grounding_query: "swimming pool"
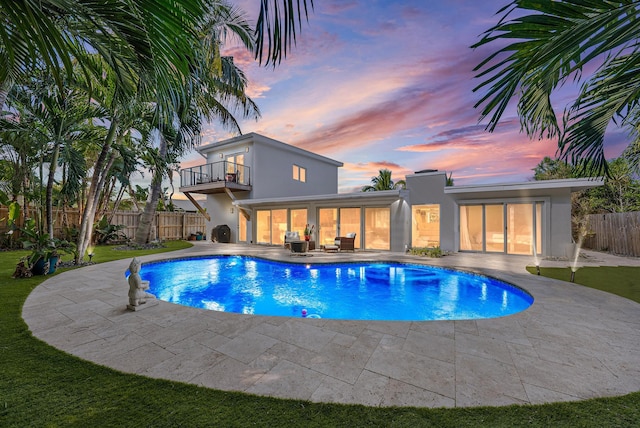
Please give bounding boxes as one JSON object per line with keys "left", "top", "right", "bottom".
{"left": 138, "top": 255, "right": 533, "bottom": 321}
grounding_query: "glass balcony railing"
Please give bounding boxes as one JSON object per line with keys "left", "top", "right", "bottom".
{"left": 180, "top": 161, "right": 250, "bottom": 187}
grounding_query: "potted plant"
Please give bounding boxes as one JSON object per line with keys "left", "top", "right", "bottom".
{"left": 17, "top": 218, "right": 76, "bottom": 276}
{"left": 303, "top": 224, "right": 315, "bottom": 241}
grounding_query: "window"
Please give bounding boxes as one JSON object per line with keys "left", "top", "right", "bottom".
{"left": 293, "top": 164, "right": 306, "bottom": 182}
{"left": 364, "top": 207, "right": 390, "bottom": 250}
{"left": 290, "top": 209, "right": 308, "bottom": 237}
{"left": 226, "top": 154, "right": 244, "bottom": 172}
{"left": 339, "top": 208, "right": 361, "bottom": 249}
{"left": 318, "top": 208, "right": 338, "bottom": 246}
{"left": 256, "top": 210, "right": 271, "bottom": 244}
{"left": 239, "top": 216, "right": 247, "bottom": 242}
{"left": 485, "top": 205, "right": 504, "bottom": 252}
{"left": 256, "top": 208, "right": 306, "bottom": 245}
{"left": 411, "top": 205, "right": 440, "bottom": 248}
{"left": 459, "top": 205, "right": 483, "bottom": 251}
{"left": 271, "top": 209, "right": 287, "bottom": 245}
{"left": 459, "top": 203, "right": 544, "bottom": 254}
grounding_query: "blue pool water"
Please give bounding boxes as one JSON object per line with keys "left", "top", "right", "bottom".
{"left": 138, "top": 256, "right": 533, "bottom": 321}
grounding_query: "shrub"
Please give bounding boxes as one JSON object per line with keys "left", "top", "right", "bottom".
{"left": 408, "top": 246, "right": 442, "bottom": 258}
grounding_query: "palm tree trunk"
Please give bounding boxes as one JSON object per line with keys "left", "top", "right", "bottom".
{"left": 76, "top": 118, "right": 118, "bottom": 263}
{"left": 46, "top": 143, "right": 60, "bottom": 238}
{"left": 0, "top": 78, "right": 13, "bottom": 112}
{"left": 134, "top": 135, "right": 167, "bottom": 245}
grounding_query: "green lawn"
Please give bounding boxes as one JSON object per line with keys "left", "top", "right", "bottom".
{"left": 525, "top": 265, "right": 640, "bottom": 304}
{"left": 1, "top": 244, "right": 639, "bottom": 427}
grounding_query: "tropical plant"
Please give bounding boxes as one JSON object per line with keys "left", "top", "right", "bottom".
{"left": 17, "top": 218, "right": 75, "bottom": 270}
{"left": 532, "top": 156, "right": 578, "bottom": 181}
{"left": 133, "top": 2, "right": 260, "bottom": 246}
{"left": 0, "top": 0, "right": 209, "bottom": 109}
{"left": 473, "top": 1, "right": 640, "bottom": 175}
{"left": 445, "top": 172, "right": 454, "bottom": 187}
{"left": 408, "top": 246, "right": 443, "bottom": 258}
{"left": 254, "top": 0, "right": 314, "bottom": 65}
{"left": 92, "top": 215, "right": 127, "bottom": 245}
{"left": 5, "top": 66, "right": 104, "bottom": 240}
{"left": 362, "top": 169, "right": 406, "bottom": 192}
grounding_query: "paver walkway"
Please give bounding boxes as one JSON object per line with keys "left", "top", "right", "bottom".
{"left": 23, "top": 243, "right": 640, "bottom": 408}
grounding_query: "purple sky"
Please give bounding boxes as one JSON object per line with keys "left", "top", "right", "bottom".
{"left": 180, "top": 0, "right": 628, "bottom": 193}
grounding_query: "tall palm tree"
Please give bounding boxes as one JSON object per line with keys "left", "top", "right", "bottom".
{"left": 362, "top": 169, "right": 406, "bottom": 192}
{"left": 473, "top": 1, "right": 640, "bottom": 175}
{"left": 1, "top": 0, "right": 210, "bottom": 110}
{"left": 254, "top": 0, "right": 314, "bottom": 65}
{"left": 133, "top": 2, "right": 260, "bottom": 246}
{"left": 5, "top": 67, "right": 104, "bottom": 239}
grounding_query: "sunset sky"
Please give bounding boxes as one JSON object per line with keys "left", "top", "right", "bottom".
{"left": 178, "top": 0, "right": 629, "bottom": 194}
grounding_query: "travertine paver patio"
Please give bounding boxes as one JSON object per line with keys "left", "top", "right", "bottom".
{"left": 22, "top": 242, "right": 640, "bottom": 408}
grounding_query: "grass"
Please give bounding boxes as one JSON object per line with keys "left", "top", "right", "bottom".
{"left": 525, "top": 265, "right": 640, "bottom": 304}
{"left": 1, "top": 244, "right": 640, "bottom": 427}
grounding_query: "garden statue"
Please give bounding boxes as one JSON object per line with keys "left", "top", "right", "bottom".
{"left": 127, "top": 257, "right": 156, "bottom": 310}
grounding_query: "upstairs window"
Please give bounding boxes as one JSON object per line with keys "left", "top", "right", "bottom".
{"left": 293, "top": 164, "right": 306, "bottom": 182}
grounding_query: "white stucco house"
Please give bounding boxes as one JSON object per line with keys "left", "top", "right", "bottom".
{"left": 179, "top": 132, "right": 602, "bottom": 257}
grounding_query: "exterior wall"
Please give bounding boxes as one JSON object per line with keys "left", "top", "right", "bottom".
{"left": 251, "top": 138, "right": 339, "bottom": 199}
{"left": 193, "top": 133, "right": 594, "bottom": 253}
{"left": 548, "top": 191, "right": 574, "bottom": 257}
{"left": 199, "top": 133, "right": 342, "bottom": 243}
{"left": 405, "top": 172, "right": 457, "bottom": 253}
{"left": 206, "top": 194, "right": 238, "bottom": 242}
{"left": 390, "top": 198, "right": 411, "bottom": 252}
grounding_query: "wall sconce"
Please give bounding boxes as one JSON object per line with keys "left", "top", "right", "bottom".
{"left": 230, "top": 207, "right": 234, "bottom": 214}
{"left": 219, "top": 153, "right": 224, "bottom": 158}
{"left": 245, "top": 147, "right": 249, "bottom": 152}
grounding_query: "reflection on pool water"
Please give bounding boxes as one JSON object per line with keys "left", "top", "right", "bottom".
{"left": 138, "top": 255, "right": 533, "bottom": 321}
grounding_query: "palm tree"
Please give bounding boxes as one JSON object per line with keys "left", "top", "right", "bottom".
{"left": 362, "top": 169, "right": 406, "bottom": 192}
{"left": 473, "top": 1, "right": 640, "bottom": 175}
{"left": 1, "top": 0, "right": 211, "bottom": 109}
{"left": 254, "top": 0, "right": 314, "bottom": 65}
{"left": 5, "top": 67, "right": 104, "bottom": 239}
{"left": 132, "top": 3, "right": 260, "bottom": 246}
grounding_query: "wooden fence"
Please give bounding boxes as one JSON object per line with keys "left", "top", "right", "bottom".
{"left": 582, "top": 211, "right": 640, "bottom": 257}
{"left": 0, "top": 207, "right": 207, "bottom": 243}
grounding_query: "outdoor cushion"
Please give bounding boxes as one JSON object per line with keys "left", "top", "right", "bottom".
{"left": 345, "top": 232, "right": 356, "bottom": 238}
{"left": 284, "top": 231, "right": 301, "bottom": 242}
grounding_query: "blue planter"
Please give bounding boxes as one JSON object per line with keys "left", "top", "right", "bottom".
{"left": 48, "top": 256, "right": 59, "bottom": 274}
{"left": 32, "top": 257, "right": 48, "bottom": 275}
{"left": 31, "top": 256, "right": 57, "bottom": 275}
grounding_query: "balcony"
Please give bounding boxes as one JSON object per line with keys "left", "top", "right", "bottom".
{"left": 179, "top": 161, "right": 251, "bottom": 195}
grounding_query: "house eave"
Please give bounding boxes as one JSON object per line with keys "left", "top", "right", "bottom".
{"left": 444, "top": 177, "right": 604, "bottom": 199}
{"left": 234, "top": 189, "right": 404, "bottom": 208}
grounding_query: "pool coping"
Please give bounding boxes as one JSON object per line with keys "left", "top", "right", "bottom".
{"left": 23, "top": 243, "right": 640, "bottom": 408}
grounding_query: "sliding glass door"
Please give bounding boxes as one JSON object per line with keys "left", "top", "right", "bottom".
{"left": 459, "top": 203, "right": 543, "bottom": 255}
{"left": 364, "top": 207, "right": 390, "bottom": 250}
{"left": 255, "top": 208, "right": 307, "bottom": 245}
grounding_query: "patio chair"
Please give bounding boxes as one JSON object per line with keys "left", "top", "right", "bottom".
{"left": 337, "top": 233, "right": 356, "bottom": 252}
{"left": 284, "top": 231, "right": 300, "bottom": 249}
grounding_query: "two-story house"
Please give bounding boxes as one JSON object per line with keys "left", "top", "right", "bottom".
{"left": 179, "top": 132, "right": 602, "bottom": 257}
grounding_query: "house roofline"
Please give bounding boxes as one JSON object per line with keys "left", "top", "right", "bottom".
{"left": 444, "top": 177, "right": 604, "bottom": 195}
{"left": 197, "top": 132, "right": 344, "bottom": 167}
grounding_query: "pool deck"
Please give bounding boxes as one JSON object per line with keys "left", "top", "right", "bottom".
{"left": 23, "top": 242, "right": 640, "bottom": 408}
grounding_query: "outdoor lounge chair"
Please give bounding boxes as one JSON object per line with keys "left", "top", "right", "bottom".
{"left": 337, "top": 233, "right": 356, "bottom": 251}
{"left": 323, "top": 239, "right": 340, "bottom": 252}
